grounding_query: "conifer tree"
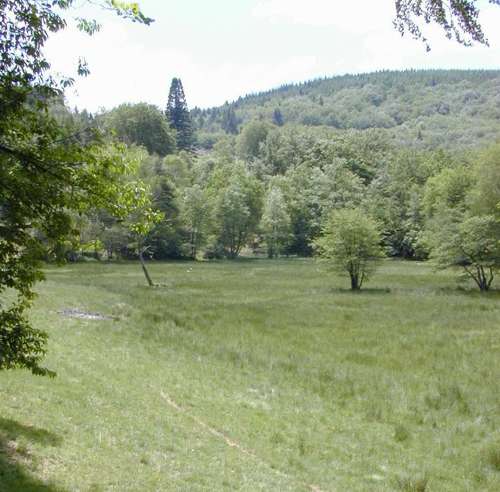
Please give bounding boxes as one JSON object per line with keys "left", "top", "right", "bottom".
{"left": 166, "top": 78, "right": 193, "bottom": 150}
{"left": 272, "top": 108, "right": 284, "bottom": 126}
{"left": 221, "top": 103, "right": 239, "bottom": 134}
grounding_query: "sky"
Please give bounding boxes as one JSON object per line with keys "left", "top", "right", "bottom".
{"left": 44, "top": 0, "right": 500, "bottom": 112}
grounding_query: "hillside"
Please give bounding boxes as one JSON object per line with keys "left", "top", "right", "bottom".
{"left": 192, "top": 69, "right": 500, "bottom": 149}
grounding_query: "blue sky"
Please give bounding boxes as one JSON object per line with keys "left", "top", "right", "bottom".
{"left": 44, "top": 0, "right": 500, "bottom": 112}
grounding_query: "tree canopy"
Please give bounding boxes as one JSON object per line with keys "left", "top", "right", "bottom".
{"left": 103, "top": 103, "right": 176, "bottom": 156}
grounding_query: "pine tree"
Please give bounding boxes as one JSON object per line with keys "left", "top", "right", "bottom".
{"left": 221, "top": 103, "right": 239, "bottom": 134}
{"left": 272, "top": 108, "right": 284, "bottom": 126}
{"left": 166, "top": 77, "right": 193, "bottom": 150}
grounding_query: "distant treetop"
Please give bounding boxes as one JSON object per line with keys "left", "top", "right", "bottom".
{"left": 166, "top": 77, "right": 194, "bottom": 150}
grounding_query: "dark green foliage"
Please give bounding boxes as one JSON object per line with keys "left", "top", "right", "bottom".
{"left": 166, "top": 78, "right": 194, "bottom": 150}
{"left": 220, "top": 103, "right": 239, "bottom": 134}
{"left": 0, "top": 0, "right": 155, "bottom": 375}
{"left": 0, "top": 0, "right": 66, "bottom": 88}
{"left": 366, "top": 150, "right": 438, "bottom": 258}
{"left": 145, "top": 178, "right": 187, "bottom": 259}
{"left": 272, "top": 108, "right": 284, "bottom": 126}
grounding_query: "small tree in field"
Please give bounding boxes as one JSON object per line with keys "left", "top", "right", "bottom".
{"left": 428, "top": 213, "right": 499, "bottom": 291}
{"left": 422, "top": 144, "right": 500, "bottom": 291}
{"left": 315, "top": 208, "right": 384, "bottom": 290}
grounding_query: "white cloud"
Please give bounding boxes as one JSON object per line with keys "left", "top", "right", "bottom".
{"left": 252, "top": 0, "right": 395, "bottom": 33}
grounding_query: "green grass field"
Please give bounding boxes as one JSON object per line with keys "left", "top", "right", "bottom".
{"left": 1, "top": 259, "right": 499, "bottom": 491}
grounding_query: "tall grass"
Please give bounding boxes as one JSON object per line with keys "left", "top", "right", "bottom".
{"left": 0, "top": 259, "right": 499, "bottom": 491}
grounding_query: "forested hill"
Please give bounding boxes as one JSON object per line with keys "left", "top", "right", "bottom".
{"left": 192, "top": 70, "right": 500, "bottom": 149}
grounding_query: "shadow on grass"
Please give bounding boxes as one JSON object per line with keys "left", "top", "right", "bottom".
{"left": 436, "top": 286, "right": 500, "bottom": 298}
{"left": 330, "top": 287, "right": 392, "bottom": 295}
{"left": 0, "top": 418, "right": 65, "bottom": 492}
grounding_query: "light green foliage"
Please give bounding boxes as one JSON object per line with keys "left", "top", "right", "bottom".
{"left": 422, "top": 165, "right": 474, "bottom": 218}
{"left": 315, "top": 208, "right": 384, "bottom": 290}
{"left": 106, "top": 1, "right": 154, "bottom": 25}
{"left": 212, "top": 135, "right": 238, "bottom": 164}
{"left": 209, "top": 165, "right": 263, "bottom": 258}
{"left": 469, "top": 143, "right": 500, "bottom": 218}
{"left": 260, "top": 185, "right": 292, "bottom": 258}
{"left": 276, "top": 158, "right": 365, "bottom": 256}
{"left": 237, "top": 120, "right": 271, "bottom": 161}
{"left": 181, "top": 184, "right": 210, "bottom": 259}
{"left": 313, "top": 159, "right": 365, "bottom": 213}
{"left": 428, "top": 214, "right": 500, "bottom": 291}
{"left": 162, "top": 152, "right": 193, "bottom": 189}
{"left": 0, "top": 260, "right": 499, "bottom": 490}
{"left": 422, "top": 145, "right": 500, "bottom": 290}
{"left": 103, "top": 103, "right": 176, "bottom": 156}
{"left": 258, "top": 128, "right": 298, "bottom": 175}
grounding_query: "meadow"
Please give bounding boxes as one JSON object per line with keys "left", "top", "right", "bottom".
{"left": 0, "top": 259, "right": 499, "bottom": 491}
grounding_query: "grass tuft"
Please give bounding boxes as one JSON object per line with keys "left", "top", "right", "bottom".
{"left": 395, "top": 474, "right": 428, "bottom": 491}
{"left": 483, "top": 442, "right": 500, "bottom": 472}
{"left": 394, "top": 424, "right": 411, "bottom": 443}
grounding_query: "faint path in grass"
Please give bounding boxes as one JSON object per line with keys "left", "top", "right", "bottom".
{"left": 159, "top": 390, "right": 328, "bottom": 492}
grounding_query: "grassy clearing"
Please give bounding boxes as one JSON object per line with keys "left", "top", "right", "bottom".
{"left": 1, "top": 259, "right": 499, "bottom": 491}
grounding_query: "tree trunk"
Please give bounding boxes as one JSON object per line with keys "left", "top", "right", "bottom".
{"left": 350, "top": 274, "right": 360, "bottom": 291}
{"left": 139, "top": 249, "right": 154, "bottom": 287}
{"left": 477, "top": 265, "right": 490, "bottom": 292}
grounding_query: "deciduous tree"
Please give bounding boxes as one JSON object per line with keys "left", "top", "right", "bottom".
{"left": 261, "top": 186, "right": 292, "bottom": 258}
{"left": 103, "top": 103, "right": 176, "bottom": 156}
{"left": 0, "top": 0, "right": 154, "bottom": 375}
{"left": 428, "top": 213, "right": 499, "bottom": 291}
{"left": 315, "top": 208, "right": 384, "bottom": 290}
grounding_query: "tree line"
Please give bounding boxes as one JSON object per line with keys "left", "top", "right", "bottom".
{"left": 54, "top": 96, "right": 500, "bottom": 294}
{"left": 192, "top": 69, "right": 500, "bottom": 151}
